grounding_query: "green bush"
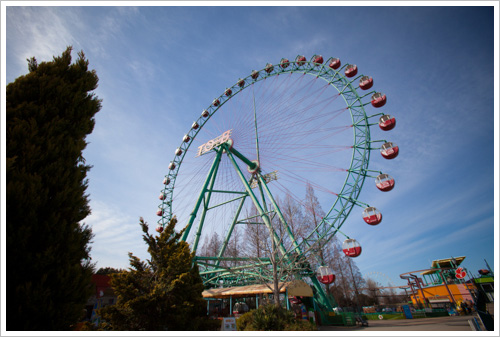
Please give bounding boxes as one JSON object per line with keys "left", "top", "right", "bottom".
{"left": 235, "top": 304, "right": 316, "bottom": 331}
{"left": 196, "top": 318, "right": 222, "bottom": 331}
{"left": 285, "top": 320, "right": 317, "bottom": 331}
{"left": 236, "top": 311, "right": 255, "bottom": 331}
{"left": 253, "top": 304, "right": 295, "bottom": 330}
{"left": 364, "top": 313, "right": 405, "bottom": 320}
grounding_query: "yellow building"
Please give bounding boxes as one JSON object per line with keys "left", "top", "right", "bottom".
{"left": 402, "top": 256, "right": 475, "bottom": 308}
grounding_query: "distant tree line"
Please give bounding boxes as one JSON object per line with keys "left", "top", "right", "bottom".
{"left": 198, "top": 183, "right": 375, "bottom": 308}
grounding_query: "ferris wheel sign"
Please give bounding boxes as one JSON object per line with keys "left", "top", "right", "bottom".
{"left": 196, "top": 129, "right": 232, "bottom": 157}
{"left": 455, "top": 267, "right": 467, "bottom": 279}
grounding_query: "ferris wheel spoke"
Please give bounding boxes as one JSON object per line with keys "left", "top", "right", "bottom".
{"left": 252, "top": 84, "right": 261, "bottom": 164}
{"left": 224, "top": 144, "right": 289, "bottom": 257}
{"left": 214, "top": 195, "right": 247, "bottom": 267}
{"left": 181, "top": 148, "right": 223, "bottom": 242}
{"left": 157, "top": 55, "right": 396, "bottom": 293}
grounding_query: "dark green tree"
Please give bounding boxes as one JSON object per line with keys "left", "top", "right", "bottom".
{"left": 99, "top": 217, "right": 207, "bottom": 330}
{"left": 6, "top": 46, "right": 101, "bottom": 330}
{"left": 96, "top": 267, "right": 125, "bottom": 275}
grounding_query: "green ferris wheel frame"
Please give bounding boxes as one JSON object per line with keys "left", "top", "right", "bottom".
{"left": 158, "top": 55, "right": 384, "bottom": 292}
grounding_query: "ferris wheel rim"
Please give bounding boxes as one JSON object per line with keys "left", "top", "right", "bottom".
{"left": 158, "top": 55, "right": 375, "bottom": 256}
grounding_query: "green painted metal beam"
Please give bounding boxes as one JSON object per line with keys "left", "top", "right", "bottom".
{"left": 207, "top": 189, "right": 248, "bottom": 195}
{"left": 192, "top": 150, "right": 223, "bottom": 252}
{"left": 223, "top": 144, "right": 288, "bottom": 257}
{"left": 257, "top": 173, "right": 302, "bottom": 256}
{"left": 181, "top": 148, "right": 223, "bottom": 242}
{"left": 207, "top": 194, "right": 247, "bottom": 210}
{"left": 194, "top": 256, "right": 271, "bottom": 262}
{"left": 215, "top": 195, "right": 247, "bottom": 266}
{"left": 227, "top": 145, "right": 258, "bottom": 170}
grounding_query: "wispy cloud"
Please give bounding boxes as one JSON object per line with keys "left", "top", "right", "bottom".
{"left": 85, "top": 200, "right": 150, "bottom": 269}
{"left": 6, "top": 7, "right": 78, "bottom": 79}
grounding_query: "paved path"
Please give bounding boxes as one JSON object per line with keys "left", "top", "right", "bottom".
{"left": 319, "top": 315, "right": 475, "bottom": 331}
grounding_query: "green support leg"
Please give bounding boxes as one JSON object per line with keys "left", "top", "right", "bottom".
{"left": 257, "top": 173, "right": 302, "bottom": 256}
{"left": 224, "top": 145, "right": 287, "bottom": 257}
{"left": 192, "top": 153, "right": 222, "bottom": 252}
{"left": 181, "top": 149, "right": 223, "bottom": 242}
{"left": 215, "top": 196, "right": 247, "bottom": 267}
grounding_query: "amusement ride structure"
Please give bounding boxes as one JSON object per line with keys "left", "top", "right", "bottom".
{"left": 156, "top": 55, "right": 398, "bottom": 313}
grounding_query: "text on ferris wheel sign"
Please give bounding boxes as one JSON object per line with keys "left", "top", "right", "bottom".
{"left": 196, "top": 130, "right": 232, "bottom": 157}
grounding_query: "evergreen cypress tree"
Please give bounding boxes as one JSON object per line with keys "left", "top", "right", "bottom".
{"left": 6, "top": 47, "right": 101, "bottom": 330}
{"left": 99, "top": 217, "right": 207, "bottom": 331}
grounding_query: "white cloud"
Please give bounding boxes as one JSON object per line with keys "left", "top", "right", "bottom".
{"left": 6, "top": 7, "right": 78, "bottom": 79}
{"left": 85, "top": 200, "right": 149, "bottom": 270}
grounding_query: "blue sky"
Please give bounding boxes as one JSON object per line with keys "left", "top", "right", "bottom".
{"left": 3, "top": 3, "right": 498, "bottom": 290}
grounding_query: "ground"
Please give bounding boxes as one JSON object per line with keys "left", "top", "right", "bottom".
{"left": 318, "top": 315, "right": 484, "bottom": 332}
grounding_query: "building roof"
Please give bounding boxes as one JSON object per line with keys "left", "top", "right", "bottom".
{"left": 202, "top": 280, "right": 313, "bottom": 299}
{"left": 92, "top": 274, "right": 111, "bottom": 288}
{"left": 420, "top": 256, "right": 466, "bottom": 275}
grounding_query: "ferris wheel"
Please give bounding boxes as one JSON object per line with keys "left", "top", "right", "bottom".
{"left": 156, "top": 55, "right": 397, "bottom": 307}
{"left": 364, "top": 271, "right": 397, "bottom": 288}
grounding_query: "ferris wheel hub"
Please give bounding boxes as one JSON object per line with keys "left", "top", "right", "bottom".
{"left": 157, "top": 55, "right": 398, "bottom": 301}
{"left": 247, "top": 160, "right": 260, "bottom": 174}
{"left": 222, "top": 138, "right": 233, "bottom": 153}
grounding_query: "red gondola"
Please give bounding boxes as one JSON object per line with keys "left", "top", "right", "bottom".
{"left": 163, "top": 177, "right": 170, "bottom": 185}
{"left": 213, "top": 98, "right": 220, "bottom": 107}
{"left": 317, "top": 266, "right": 335, "bottom": 284}
{"left": 312, "top": 54, "right": 324, "bottom": 64}
{"left": 380, "top": 142, "right": 399, "bottom": 159}
{"left": 251, "top": 70, "right": 259, "bottom": 79}
{"left": 156, "top": 208, "right": 163, "bottom": 216}
{"left": 156, "top": 225, "right": 164, "bottom": 233}
{"left": 201, "top": 110, "right": 209, "bottom": 118}
{"left": 169, "top": 162, "right": 176, "bottom": 170}
{"left": 371, "top": 92, "right": 387, "bottom": 108}
{"left": 175, "top": 148, "right": 183, "bottom": 156}
{"left": 342, "top": 239, "right": 362, "bottom": 257}
{"left": 379, "top": 114, "right": 396, "bottom": 131}
{"left": 238, "top": 78, "right": 245, "bottom": 87}
{"left": 362, "top": 206, "right": 382, "bottom": 225}
{"left": 359, "top": 76, "right": 373, "bottom": 90}
{"left": 329, "top": 58, "right": 341, "bottom": 70}
{"left": 192, "top": 122, "right": 199, "bottom": 130}
{"left": 159, "top": 193, "right": 166, "bottom": 200}
{"left": 280, "top": 58, "right": 290, "bottom": 68}
{"left": 296, "top": 55, "right": 306, "bottom": 66}
{"left": 265, "top": 63, "right": 274, "bottom": 73}
{"left": 225, "top": 88, "right": 232, "bottom": 96}
{"left": 345, "top": 64, "right": 358, "bottom": 78}
{"left": 375, "top": 173, "right": 395, "bottom": 192}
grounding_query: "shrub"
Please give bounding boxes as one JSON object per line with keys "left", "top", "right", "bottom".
{"left": 252, "top": 304, "right": 295, "bottom": 330}
{"left": 236, "top": 304, "right": 316, "bottom": 331}
{"left": 236, "top": 311, "right": 256, "bottom": 331}
{"left": 285, "top": 320, "right": 317, "bottom": 331}
{"left": 196, "top": 318, "right": 222, "bottom": 331}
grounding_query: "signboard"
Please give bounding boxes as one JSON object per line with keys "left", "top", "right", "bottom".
{"left": 402, "top": 305, "right": 413, "bottom": 319}
{"left": 250, "top": 170, "right": 278, "bottom": 189}
{"left": 196, "top": 130, "right": 232, "bottom": 157}
{"left": 455, "top": 267, "right": 467, "bottom": 279}
{"left": 221, "top": 317, "right": 237, "bottom": 331}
